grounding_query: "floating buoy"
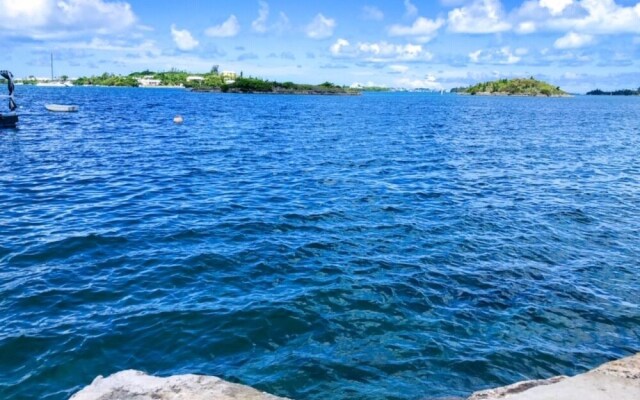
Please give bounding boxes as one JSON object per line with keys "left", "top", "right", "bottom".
{"left": 173, "top": 115, "right": 184, "bottom": 124}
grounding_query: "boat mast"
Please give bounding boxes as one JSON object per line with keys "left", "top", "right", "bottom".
{"left": 50, "top": 53, "right": 54, "bottom": 81}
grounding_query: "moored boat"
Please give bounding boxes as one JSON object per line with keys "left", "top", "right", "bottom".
{"left": 45, "top": 104, "right": 79, "bottom": 112}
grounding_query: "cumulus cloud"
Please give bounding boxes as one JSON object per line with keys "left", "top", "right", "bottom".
{"left": 448, "top": 0, "right": 511, "bottom": 33}
{"left": 468, "top": 47, "right": 522, "bottom": 64}
{"left": 305, "top": 13, "right": 336, "bottom": 39}
{"left": 445, "top": 0, "right": 640, "bottom": 38}
{"left": 362, "top": 5, "right": 384, "bottom": 21}
{"left": 515, "top": 0, "right": 640, "bottom": 36}
{"left": 539, "top": 0, "right": 573, "bottom": 16}
{"left": 205, "top": 15, "right": 240, "bottom": 38}
{"left": 330, "top": 38, "right": 350, "bottom": 56}
{"left": 554, "top": 31, "right": 594, "bottom": 49}
{"left": 330, "top": 38, "right": 433, "bottom": 62}
{"left": 388, "top": 17, "right": 445, "bottom": 42}
{"left": 545, "top": 0, "right": 640, "bottom": 35}
{"left": 0, "top": 0, "right": 136, "bottom": 38}
{"left": 170, "top": 24, "right": 198, "bottom": 51}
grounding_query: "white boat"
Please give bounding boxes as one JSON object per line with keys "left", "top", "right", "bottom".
{"left": 45, "top": 104, "right": 78, "bottom": 112}
{"left": 36, "top": 53, "right": 73, "bottom": 87}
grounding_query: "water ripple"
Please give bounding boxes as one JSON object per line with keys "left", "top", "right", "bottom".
{"left": 1, "top": 89, "right": 639, "bottom": 400}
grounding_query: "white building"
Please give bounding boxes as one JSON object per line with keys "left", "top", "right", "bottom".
{"left": 220, "top": 71, "right": 237, "bottom": 82}
{"left": 136, "top": 76, "right": 162, "bottom": 87}
{"left": 186, "top": 76, "right": 205, "bottom": 82}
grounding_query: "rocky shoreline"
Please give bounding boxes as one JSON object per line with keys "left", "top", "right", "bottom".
{"left": 71, "top": 353, "right": 639, "bottom": 400}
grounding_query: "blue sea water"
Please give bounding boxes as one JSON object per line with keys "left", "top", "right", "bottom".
{"left": 1, "top": 87, "right": 639, "bottom": 400}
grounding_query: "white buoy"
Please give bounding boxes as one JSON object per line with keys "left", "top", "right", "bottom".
{"left": 173, "top": 115, "right": 184, "bottom": 124}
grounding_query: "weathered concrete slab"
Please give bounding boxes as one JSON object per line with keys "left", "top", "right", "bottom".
{"left": 468, "top": 353, "right": 640, "bottom": 400}
{"left": 69, "top": 353, "right": 640, "bottom": 400}
{"left": 70, "top": 370, "right": 290, "bottom": 400}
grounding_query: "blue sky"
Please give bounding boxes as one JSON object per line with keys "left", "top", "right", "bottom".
{"left": 1, "top": 0, "right": 640, "bottom": 92}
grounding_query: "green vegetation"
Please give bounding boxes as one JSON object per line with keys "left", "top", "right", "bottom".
{"left": 460, "top": 78, "right": 567, "bottom": 96}
{"left": 218, "top": 77, "right": 359, "bottom": 95}
{"left": 74, "top": 73, "right": 139, "bottom": 87}
{"left": 71, "top": 69, "right": 358, "bottom": 94}
{"left": 587, "top": 88, "right": 639, "bottom": 96}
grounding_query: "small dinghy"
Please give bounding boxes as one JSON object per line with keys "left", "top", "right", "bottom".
{"left": 45, "top": 104, "right": 79, "bottom": 112}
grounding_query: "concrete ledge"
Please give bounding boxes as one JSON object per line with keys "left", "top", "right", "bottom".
{"left": 70, "top": 370, "right": 289, "bottom": 400}
{"left": 468, "top": 353, "right": 640, "bottom": 400}
{"left": 69, "top": 353, "right": 640, "bottom": 400}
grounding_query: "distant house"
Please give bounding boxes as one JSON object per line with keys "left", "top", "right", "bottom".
{"left": 186, "top": 76, "right": 205, "bottom": 82}
{"left": 136, "top": 75, "right": 162, "bottom": 87}
{"left": 220, "top": 71, "right": 237, "bottom": 82}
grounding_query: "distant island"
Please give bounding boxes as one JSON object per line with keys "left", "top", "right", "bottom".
{"left": 67, "top": 69, "right": 359, "bottom": 95}
{"left": 586, "top": 88, "right": 639, "bottom": 96}
{"left": 452, "top": 78, "right": 569, "bottom": 97}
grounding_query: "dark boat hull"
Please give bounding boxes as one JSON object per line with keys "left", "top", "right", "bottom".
{"left": 0, "top": 113, "right": 18, "bottom": 128}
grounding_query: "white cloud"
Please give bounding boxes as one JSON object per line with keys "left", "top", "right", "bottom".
{"left": 447, "top": 0, "right": 511, "bottom": 34}
{"left": 554, "top": 31, "right": 594, "bottom": 49}
{"left": 305, "top": 13, "right": 336, "bottom": 39}
{"left": 252, "top": 1, "right": 269, "bottom": 33}
{"left": 330, "top": 39, "right": 433, "bottom": 62}
{"left": 469, "top": 50, "right": 482, "bottom": 62}
{"left": 516, "top": 21, "right": 536, "bottom": 34}
{"left": 388, "top": 17, "right": 445, "bottom": 42}
{"left": 545, "top": 0, "right": 640, "bottom": 35}
{"left": 205, "top": 15, "right": 240, "bottom": 38}
{"left": 515, "top": 0, "right": 640, "bottom": 35}
{"left": 171, "top": 24, "right": 198, "bottom": 51}
{"left": 468, "top": 47, "right": 522, "bottom": 64}
{"left": 362, "top": 5, "right": 384, "bottom": 21}
{"left": 404, "top": 0, "right": 418, "bottom": 18}
{"left": 330, "top": 39, "right": 350, "bottom": 56}
{"left": 539, "top": 0, "right": 573, "bottom": 16}
{"left": 0, "top": 0, "right": 136, "bottom": 38}
{"left": 396, "top": 74, "right": 442, "bottom": 90}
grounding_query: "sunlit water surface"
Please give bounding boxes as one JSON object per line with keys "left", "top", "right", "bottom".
{"left": 1, "top": 87, "right": 639, "bottom": 400}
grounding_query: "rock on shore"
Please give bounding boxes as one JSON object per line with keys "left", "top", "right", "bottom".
{"left": 70, "top": 353, "right": 639, "bottom": 400}
{"left": 70, "top": 370, "right": 289, "bottom": 400}
{"left": 468, "top": 352, "right": 640, "bottom": 400}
